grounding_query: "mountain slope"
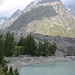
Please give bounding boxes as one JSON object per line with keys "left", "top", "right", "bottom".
{"left": 0, "top": 9, "right": 22, "bottom": 30}
{"left": 33, "top": 34, "right": 75, "bottom": 56}
{"left": 4, "top": 0, "right": 75, "bottom": 37}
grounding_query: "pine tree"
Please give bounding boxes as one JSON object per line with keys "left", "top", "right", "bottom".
{"left": 4, "top": 32, "right": 15, "bottom": 56}
{"left": 8, "top": 66, "right": 14, "bottom": 75}
{"left": 14, "top": 68, "right": 19, "bottom": 75}
{"left": 18, "top": 37, "right": 24, "bottom": 46}
{"left": 3, "top": 65, "right": 8, "bottom": 74}
{"left": 0, "top": 35, "right": 4, "bottom": 64}
{"left": 48, "top": 43, "right": 57, "bottom": 55}
{"left": 23, "top": 34, "right": 37, "bottom": 56}
{"left": 37, "top": 42, "right": 43, "bottom": 56}
{"left": 43, "top": 41, "right": 49, "bottom": 56}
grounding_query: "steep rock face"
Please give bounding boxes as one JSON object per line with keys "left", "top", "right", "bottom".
{"left": 0, "top": 9, "right": 22, "bottom": 30}
{"left": 33, "top": 34, "right": 75, "bottom": 56}
{"left": 5, "top": 0, "right": 75, "bottom": 37}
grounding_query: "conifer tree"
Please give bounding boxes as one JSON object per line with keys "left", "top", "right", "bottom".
{"left": 0, "top": 35, "right": 4, "bottom": 64}
{"left": 4, "top": 32, "right": 15, "bottom": 56}
{"left": 23, "top": 34, "right": 37, "bottom": 56}
{"left": 8, "top": 66, "right": 14, "bottom": 75}
{"left": 14, "top": 68, "right": 19, "bottom": 75}
{"left": 37, "top": 41, "right": 43, "bottom": 56}
{"left": 43, "top": 41, "right": 49, "bottom": 56}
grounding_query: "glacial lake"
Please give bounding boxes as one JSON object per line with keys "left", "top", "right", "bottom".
{"left": 20, "top": 61, "right": 75, "bottom": 75}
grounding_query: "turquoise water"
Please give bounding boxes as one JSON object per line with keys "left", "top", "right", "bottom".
{"left": 20, "top": 62, "right": 75, "bottom": 75}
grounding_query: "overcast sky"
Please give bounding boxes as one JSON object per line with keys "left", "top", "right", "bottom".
{"left": 0, "top": 0, "right": 75, "bottom": 18}
{"left": 0, "top": 0, "right": 34, "bottom": 18}
{"left": 61, "top": 0, "right": 75, "bottom": 6}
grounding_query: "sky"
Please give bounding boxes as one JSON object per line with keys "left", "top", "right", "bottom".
{"left": 0, "top": 0, "right": 34, "bottom": 18}
{"left": 61, "top": 0, "right": 75, "bottom": 6}
{"left": 0, "top": 0, "right": 75, "bottom": 18}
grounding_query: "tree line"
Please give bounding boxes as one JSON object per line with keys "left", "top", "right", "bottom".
{"left": 0, "top": 32, "right": 57, "bottom": 75}
{"left": 0, "top": 32, "right": 57, "bottom": 57}
{"left": 0, "top": 32, "right": 19, "bottom": 75}
{"left": 17, "top": 33, "right": 57, "bottom": 56}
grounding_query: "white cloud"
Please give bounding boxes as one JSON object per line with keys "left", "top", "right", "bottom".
{"left": 0, "top": 0, "right": 74, "bottom": 18}
{"left": 0, "top": 0, "right": 4, "bottom": 4}
{"left": 61, "top": 0, "right": 75, "bottom": 6}
{"left": 0, "top": 0, "right": 34, "bottom": 18}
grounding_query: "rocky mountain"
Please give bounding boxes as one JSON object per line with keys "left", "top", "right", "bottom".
{"left": 16, "top": 32, "right": 75, "bottom": 56}
{"left": 0, "top": 0, "right": 75, "bottom": 56}
{"left": 67, "top": 5, "right": 75, "bottom": 16}
{"left": 4, "top": 0, "right": 75, "bottom": 38}
{"left": 0, "top": 17, "right": 7, "bottom": 25}
{"left": 0, "top": 9, "right": 22, "bottom": 30}
{"left": 0, "top": 29, "right": 75, "bottom": 56}
{"left": 33, "top": 34, "right": 75, "bottom": 56}
{"left": 11, "top": 9, "right": 22, "bottom": 18}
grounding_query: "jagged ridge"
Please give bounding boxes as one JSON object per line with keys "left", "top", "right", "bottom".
{"left": 1, "top": 0, "right": 75, "bottom": 37}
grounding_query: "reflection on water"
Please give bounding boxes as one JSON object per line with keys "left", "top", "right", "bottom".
{"left": 20, "top": 61, "right": 75, "bottom": 75}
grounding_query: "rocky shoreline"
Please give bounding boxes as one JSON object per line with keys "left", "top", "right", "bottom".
{"left": 5, "top": 56, "right": 75, "bottom": 71}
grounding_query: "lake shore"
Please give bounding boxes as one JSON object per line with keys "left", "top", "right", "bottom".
{"left": 5, "top": 56, "right": 75, "bottom": 71}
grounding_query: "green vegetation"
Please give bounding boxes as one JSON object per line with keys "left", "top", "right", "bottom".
{"left": 0, "top": 32, "right": 57, "bottom": 75}
{"left": 0, "top": 66, "right": 5, "bottom": 75}
{"left": 2, "top": 65, "right": 19, "bottom": 75}
{"left": 0, "top": 32, "right": 57, "bottom": 57}
{"left": 0, "top": 60, "right": 19, "bottom": 75}
{"left": 35, "top": 41, "right": 57, "bottom": 56}
{"left": 21, "top": 33, "right": 37, "bottom": 56}
{"left": 0, "top": 32, "right": 19, "bottom": 75}
{"left": 0, "top": 35, "right": 4, "bottom": 65}
{"left": 4, "top": 32, "right": 15, "bottom": 56}
{"left": 18, "top": 33, "right": 57, "bottom": 56}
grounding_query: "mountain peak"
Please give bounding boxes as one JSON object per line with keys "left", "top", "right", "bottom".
{"left": 36, "top": 0, "right": 60, "bottom": 4}
{"left": 10, "top": 9, "right": 22, "bottom": 18}
{"left": 1, "top": 0, "right": 75, "bottom": 37}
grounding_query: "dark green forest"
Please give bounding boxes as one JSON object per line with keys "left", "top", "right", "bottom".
{"left": 0, "top": 32, "right": 57, "bottom": 75}
{"left": 0, "top": 32, "right": 57, "bottom": 57}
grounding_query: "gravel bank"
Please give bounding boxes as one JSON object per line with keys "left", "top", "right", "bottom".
{"left": 5, "top": 56, "right": 75, "bottom": 71}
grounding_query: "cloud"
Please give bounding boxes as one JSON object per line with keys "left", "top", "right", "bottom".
{"left": 61, "top": 0, "right": 75, "bottom": 6}
{"left": 0, "top": 0, "right": 34, "bottom": 11}
{"left": 0, "top": 0, "right": 34, "bottom": 18}
{"left": 0, "top": 0, "right": 75, "bottom": 18}
{"left": 0, "top": 0, "right": 4, "bottom": 4}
